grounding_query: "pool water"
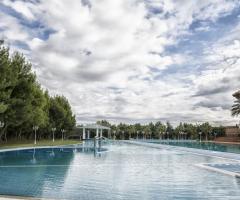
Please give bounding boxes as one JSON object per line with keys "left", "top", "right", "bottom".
{"left": 0, "top": 142, "right": 240, "bottom": 199}
{"left": 147, "top": 140, "right": 240, "bottom": 154}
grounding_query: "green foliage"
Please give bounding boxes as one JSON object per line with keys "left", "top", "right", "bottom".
{"left": 97, "top": 120, "right": 111, "bottom": 128}
{"left": 0, "top": 46, "right": 14, "bottom": 115}
{"left": 96, "top": 120, "right": 217, "bottom": 141}
{"left": 49, "top": 95, "right": 76, "bottom": 131}
{"left": 155, "top": 121, "right": 166, "bottom": 139}
{"left": 232, "top": 90, "right": 240, "bottom": 117}
{"left": 212, "top": 126, "right": 225, "bottom": 137}
{"left": 199, "top": 122, "right": 212, "bottom": 141}
{"left": 0, "top": 44, "right": 76, "bottom": 142}
{"left": 166, "top": 121, "right": 174, "bottom": 135}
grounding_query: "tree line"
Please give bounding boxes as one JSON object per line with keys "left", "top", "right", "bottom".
{"left": 0, "top": 43, "right": 76, "bottom": 142}
{"left": 97, "top": 120, "right": 225, "bottom": 140}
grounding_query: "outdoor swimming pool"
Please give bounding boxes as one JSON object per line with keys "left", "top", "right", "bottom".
{"left": 147, "top": 140, "right": 240, "bottom": 154}
{"left": 0, "top": 141, "right": 240, "bottom": 200}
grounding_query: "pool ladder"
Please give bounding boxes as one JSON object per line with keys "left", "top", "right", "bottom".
{"left": 94, "top": 136, "right": 103, "bottom": 150}
{"left": 93, "top": 136, "right": 110, "bottom": 152}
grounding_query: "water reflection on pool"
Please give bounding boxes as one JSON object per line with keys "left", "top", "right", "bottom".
{"left": 0, "top": 142, "right": 240, "bottom": 200}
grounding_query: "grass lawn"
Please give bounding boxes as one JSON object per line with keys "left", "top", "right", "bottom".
{"left": 0, "top": 139, "right": 82, "bottom": 149}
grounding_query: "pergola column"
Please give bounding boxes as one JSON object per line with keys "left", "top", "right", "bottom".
{"left": 87, "top": 130, "right": 90, "bottom": 139}
{"left": 83, "top": 127, "right": 86, "bottom": 140}
{"left": 96, "top": 128, "right": 99, "bottom": 137}
{"left": 78, "top": 124, "right": 111, "bottom": 139}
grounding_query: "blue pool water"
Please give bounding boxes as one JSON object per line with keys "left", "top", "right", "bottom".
{"left": 147, "top": 140, "right": 240, "bottom": 154}
{"left": 0, "top": 142, "right": 240, "bottom": 199}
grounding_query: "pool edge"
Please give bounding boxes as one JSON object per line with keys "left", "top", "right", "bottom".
{"left": 0, "top": 195, "right": 54, "bottom": 200}
{"left": 0, "top": 143, "right": 82, "bottom": 153}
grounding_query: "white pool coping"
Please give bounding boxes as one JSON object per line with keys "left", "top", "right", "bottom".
{"left": 195, "top": 163, "right": 240, "bottom": 177}
{"left": 0, "top": 143, "right": 83, "bottom": 153}
{"left": 0, "top": 195, "right": 54, "bottom": 200}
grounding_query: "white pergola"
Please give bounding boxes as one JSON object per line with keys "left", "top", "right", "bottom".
{"left": 76, "top": 124, "right": 111, "bottom": 140}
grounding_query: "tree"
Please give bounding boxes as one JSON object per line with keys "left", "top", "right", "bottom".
{"left": 232, "top": 90, "right": 240, "bottom": 117}
{"left": 143, "top": 125, "right": 151, "bottom": 139}
{"left": 27, "top": 84, "right": 49, "bottom": 138}
{"left": 49, "top": 95, "right": 76, "bottom": 137}
{"left": 199, "top": 122, "right": 212, "bottom": 141}
{"left": 134, "top": 123, "right": 142, "bottom": 139}
{"left": 97, "top": 120, "right": 111, "bottom": 128}
{"left": 1, "top": 51, "right": 37, "bottom": 141}
{"left": 148, "top": 122, "right": 156, "bottom": 138}
{"left": 183, "top": 123, "right": 198, "bottom": 140}
{"left": 0, "top": 45, "right": 14, "bottom": 140}
{"left": 0, "top": 46, "right": 12, "bottom": 114}
{"left": 175, "top": 122, "right": 184, "bottom": 140}
{"left": 212, "top": 126, "right": 225, "bottom": 138}
{"left": 166, "top": 121, "right": 174, "bottom": 139}
{"left": 117, "top": 123, "right": 128, "bottom": 139}
{"left": 127, "top": 125, "right": 136, "bottom": 139}
{"left": 0, "top": 43, "right": 76, "bottom": 142}
{"left": 155, "top": 121, "right": 166, "bottom": 139}
{"left": 8, "top": 53, "right": 45, "bottom": 140}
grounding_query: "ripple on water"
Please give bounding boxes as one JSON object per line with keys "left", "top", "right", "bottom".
{"left": 0, "top": 144, "right": 240, "bottom": 200}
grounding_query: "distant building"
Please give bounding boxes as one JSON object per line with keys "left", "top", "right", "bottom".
{"left": 225, "top": 126, "right": 239, "bottom": 136}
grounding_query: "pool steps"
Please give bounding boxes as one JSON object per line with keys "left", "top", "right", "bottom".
{"left": 196, "top": 163, "right": 240, "bottom": 177}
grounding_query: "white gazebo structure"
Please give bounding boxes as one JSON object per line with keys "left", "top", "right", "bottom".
{"left": 76, "top": 124, "right": 111, "bottom": 140}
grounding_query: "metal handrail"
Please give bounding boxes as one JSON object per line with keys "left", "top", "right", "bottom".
{"left": 94, "top": 136, "right": 102, "bottom": 150}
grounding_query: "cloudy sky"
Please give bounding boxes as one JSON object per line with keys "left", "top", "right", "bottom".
{"left": 0, "top": 0, "right": 240, "bottom": 125}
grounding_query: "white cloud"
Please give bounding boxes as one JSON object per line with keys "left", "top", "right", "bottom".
{"left": 0, "top": 12, "right": 29, "bottom": 41}
{"left": 2, "top": 0, "right": 37, "bottom": 20}
{"left": 1, "top": 0, "right": 240, "bottom": 125}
